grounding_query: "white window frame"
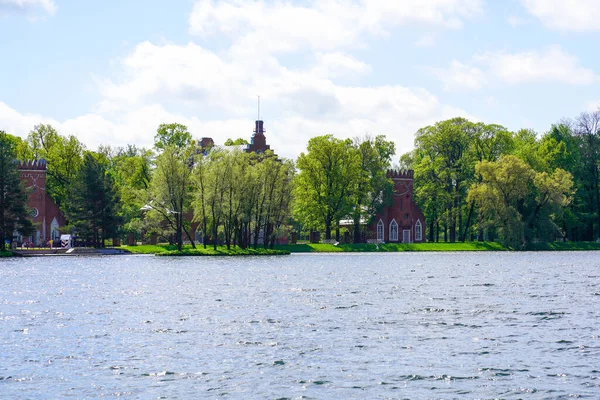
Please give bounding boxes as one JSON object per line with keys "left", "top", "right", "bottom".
{"left": 415, "top": 220, "right": 422, "bottom": 241}
{"left": 389, "top": 219, "right": 399, "bottom": 241}
{"left": 377, "top": 219, "right": 384, "bottom": 242}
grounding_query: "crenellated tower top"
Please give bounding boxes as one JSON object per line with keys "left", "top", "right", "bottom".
{"left": 17, "top": 159, "right": 47, "bottom": 171}
{"left": 386, "top": 169, "right": 414, "bottom": 180}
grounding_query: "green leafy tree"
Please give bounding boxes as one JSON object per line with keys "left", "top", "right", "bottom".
{"left": 224, "top": 138, "right": 249, "bottom": 146}
{"left": 468, "top": 155, "right": 573, "bottom": 247}
{"left": 146, "top": 144, "right": 196, "bottom": 251}
{"left": 350, "top": 135, "right": 395, "bottom": 242}
{"left": 25, "top": 124, "right": 84, "bottom": 206}
{"left": 154, "top": 123, "right": 192, "bottom": 151}
{"left": 295, "top": 135, "right": 361, "bottom": 240}
{"left": 107, "top": 145, "right": 153, "bottom": 240}
{"left": 0, "top": 131, "right": 34, "bottom": 250}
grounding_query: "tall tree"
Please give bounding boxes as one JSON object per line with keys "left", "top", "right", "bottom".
{"left": 468, "top": 155, "right": 573, "bottom": 247}
{"left": 65, "top": 152, "right": 122, "bottom": 247}
{"left": 350, "top": 135, "right": 395, "bottom": 243}
{"left": 154, "top": 123, "right": 193, "bottom": 151}
{"left": 573, "top": 111, "right": 600, "bottom": 239}
{"left": 295, "top": 135, "right": 360, "bottom": 240}
{"left": 0, "top": 131, "right": 34, "bottom": 250}
{"left": 25, "top": 124, "right": 84, "bottom": 206}
{"left": 146, "top": 144, "right": 196, "bottom": 251}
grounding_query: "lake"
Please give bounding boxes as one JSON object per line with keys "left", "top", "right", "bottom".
{"left": 1, "top": 252, "right": 599, "bottom": 398}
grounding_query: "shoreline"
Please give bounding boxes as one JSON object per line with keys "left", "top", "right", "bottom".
{"left": 3, "top": 241, "right": 600, "bottom": 258}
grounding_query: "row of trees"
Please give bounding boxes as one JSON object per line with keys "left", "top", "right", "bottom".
{"left": 400, "top": 114, "right": 600, "bottom": 247}
{"left": 145, "top": 133, "right": 295, "bottom": 251}
{"left": 294, "top": 134, "right": 395, "bottom": 241}
{"left": 2, "top": 109, "right": 600, "bottom": 249}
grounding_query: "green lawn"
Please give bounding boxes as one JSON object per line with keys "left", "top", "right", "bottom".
{"left": 119, "top": 244, "right": 289, "bottom": 256}
{"left": 275, "top": 241, "right": 508, "bottom": 252}
{"left": 524, "top": 241, "right": 600, "bottom": 251}
{"left": 119, "top": 241, "right": 600, "bottom": 255}
{"left": 0, "top": 250, "right": 13, "bottom": 258}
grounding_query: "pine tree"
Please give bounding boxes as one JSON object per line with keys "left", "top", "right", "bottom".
{"left": 0, "top": 131, "right": 34, "bottom": 250}
{"left": 65, "top": 152, "right": 121, "bottom": 247}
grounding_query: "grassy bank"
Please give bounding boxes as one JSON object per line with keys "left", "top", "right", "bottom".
{"left": 119, "top": 241, "right": 600, "bottom": 255}
{"left": 275, "top": 241, "right": 508, "bottom": 252}
{"left": 0, "top": 250, "right": 13, "bottom": 258}
{"left": 524, "top": 241, "right": 600, "bottom": 251}
{"left": 119, "top": 244, "right": 289, "bottom": 256}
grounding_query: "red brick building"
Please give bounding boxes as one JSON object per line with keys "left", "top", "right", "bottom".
{"left": 17, "top": 160, "right": 65, "bottom": 246}
{"left": 367, "top": 169, "right": 425, "bottom": 243}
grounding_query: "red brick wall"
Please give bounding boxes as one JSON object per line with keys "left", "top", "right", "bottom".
{"left": 368, "top": 170, "right": 426, "bottom": 243}
{"left": 18, "top": 160, "right": 66, "bottom": 245}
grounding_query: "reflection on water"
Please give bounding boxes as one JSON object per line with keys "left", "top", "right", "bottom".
{"left": 1, "top": 252, "right": 599, "bottom": 398}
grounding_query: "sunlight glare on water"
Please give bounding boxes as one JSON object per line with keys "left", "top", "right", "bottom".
{"left": 1, "top": 252, "right": 599, "bottom": 398}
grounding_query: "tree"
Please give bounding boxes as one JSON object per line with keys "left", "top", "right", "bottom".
{"left": 107, "top": 145, "right": 153, "bottom": 240}
{"left": 224, "top": 138, "right": 249, "bottom": 146}
{"left": 64, "top": 152, "right": 122, "bottom": 247}
{"left": 350, "top": 135, "right": 395, "bottom": 242}
{"left": 154, "top": 123, "right": 192, "bottom": 151}
{"left": 573, "top": 111, "right": 600, "bottom": 239}
{"left": 467, "top": 155, "right": 573, "bottom": 247}
{"left": 25, "top": 124, "right": 84, "bottom": 206}
{"left": 0, "top": 131, "right": 35, "bottom": 250}
{"left": 146, "top": 144, "right": 196, "bottom": 251}
{"left": 295, "top": 135, "right": 361, "bottom": 240}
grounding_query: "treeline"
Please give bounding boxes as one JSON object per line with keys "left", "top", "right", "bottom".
{"left": 0, "top": 123, "right": 295, "bottom": 250}
{"left": 401, "top": 113, "right": 600, "bottom": 247}
{"left": 2, "top": 109, "right": 599, "bottom": 250}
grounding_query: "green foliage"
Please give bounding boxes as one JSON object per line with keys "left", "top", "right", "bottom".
{"left": 145, "top": 143, "right": 196, "bottom": 251}
{"left": 154, "top": 123, "right": 192, "bottom": 151}
{"left": 224, "top": 138, "right": 249, "bottom": 146}
{"left": 0, "top": 250, "right": 13, "bottom": 257}
{"left": 0, "top": 131, "right": 34, "bottom": 250}
{"left": 349, "top": 135, "right": 395, "bottom": 242}
{"left": 64, "top": 151, "right": 122, "bottom": 247}
{"left": 193, "top": 147, "right": 294, "bottom": 250}
{"left": 468, "top": 155, "right": 574, "bottom": 248}
{"left": 24, "top": 124, "right": 85, "bottom": 206}
{"left": 295, "top": 135, "right": 361, "bottom": 239}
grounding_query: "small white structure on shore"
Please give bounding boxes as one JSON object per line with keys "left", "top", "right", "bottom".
{"left": 60, "top": 234, "right": 73, "bottom": 249}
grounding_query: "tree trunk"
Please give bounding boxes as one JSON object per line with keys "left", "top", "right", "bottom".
{"left": 325, "top": 220, "right": 332, "bottom": 240}
{"left": 462, "top": 201, "right": 475, "bottom": 242}
{"left": 353, "top": 221, "right": 361, "bottom": 243}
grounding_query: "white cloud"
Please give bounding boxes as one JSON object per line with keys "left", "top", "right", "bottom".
{"left": 0, "top": 0, "right": 483, "bottom": 159}
{"left": 189, "top": 0, "right": 482, "bottom": 55}
{"left": 521, "top": 0, "right": 600, "bottom": 31}
{"left": 507, "top": 15, "right": 526, "bottom": 27}
{"left": 475, "top": 46, "right": 598, "bottom": 85}
{"left": 414, "top": 33, "right": 437, "bottom": 47}
{"left": 0, "top": 0, "right": 56, "bottom": 17}
{"left": 433, "top": 46, "right": 598, "bottom": 90}
{"left": 311, "top": 52, "right": 372, "bottom": 79}
{"left": 432, "top": 60, "right": 487, "bottom": 91}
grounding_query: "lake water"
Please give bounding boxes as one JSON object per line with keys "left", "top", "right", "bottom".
{"left": 1, "top": 252, "right": 599, "bottom": 399}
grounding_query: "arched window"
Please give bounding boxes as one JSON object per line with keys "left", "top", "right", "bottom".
{"left": 377, "top": 219, "right": 384, "bottom": 242}
{"left": 50, "top": 217, "right": 60, "bottom": 241}
{"left": 389, "top": 219, "right": 399, "bottom": 241}
{"left": 415, "top": 220, "right": 422, "bottom": 241}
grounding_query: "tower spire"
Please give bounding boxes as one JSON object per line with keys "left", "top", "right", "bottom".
{"left": 258, "top": 95, "right": 260, "bottom": 120}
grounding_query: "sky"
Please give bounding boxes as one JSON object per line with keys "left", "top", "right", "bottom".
{"left": 1, "top": 0, "right": 600, "bottom": 160}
